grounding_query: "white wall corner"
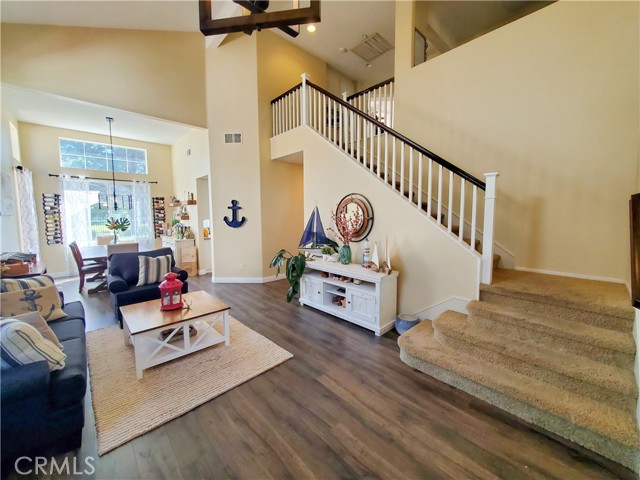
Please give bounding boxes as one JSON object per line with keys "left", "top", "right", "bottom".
{"left": 634, "top": 308, "right": 640, "bottom": 431}
{"left": 414, "top": 297, "right": 471, "bottom": 321}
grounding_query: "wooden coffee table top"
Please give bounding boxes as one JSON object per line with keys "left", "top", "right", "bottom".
{"left": 120, "top": 290, "right": 230, "bottom": 335}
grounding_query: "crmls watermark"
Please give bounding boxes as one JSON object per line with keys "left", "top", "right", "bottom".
{"left": 14, "top": 456, "right": 95, "bottom": 476}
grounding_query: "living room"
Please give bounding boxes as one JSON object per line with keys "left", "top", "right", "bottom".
{"left": 1, "top": 0, "right": 639, "bottom": 478}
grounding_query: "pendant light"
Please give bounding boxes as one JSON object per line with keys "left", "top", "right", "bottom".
{"left": 106, "top": 116, "right": 118, "bottom": 211}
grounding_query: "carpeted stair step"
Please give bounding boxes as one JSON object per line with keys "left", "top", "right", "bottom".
{"left": 467, "top": 300, "right": 635, "bottom": 370}
{"left": 433, "top": 311, "right": 637, "bottom": 412}
{"left": 398, "top": 321, "right": 640, "bottom": 471}
{"left": 481, "top": 269, "right": 634, "bottom": 333}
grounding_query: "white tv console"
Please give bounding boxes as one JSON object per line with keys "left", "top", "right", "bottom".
{"left": 299, "top": 260, "right": 399, "bottom": 336}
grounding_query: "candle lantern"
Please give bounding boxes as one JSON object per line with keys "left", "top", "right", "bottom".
{"left": 158, "top": 272, "right": 183, "bottom": 311}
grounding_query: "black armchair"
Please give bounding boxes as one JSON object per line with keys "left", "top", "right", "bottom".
{"left": 107, "top": 247, "right": 188, "bottom": 327}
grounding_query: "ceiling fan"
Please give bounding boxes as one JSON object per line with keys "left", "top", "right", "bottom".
{"left": 199, "top": 0, "right": 321, "bottom": 38}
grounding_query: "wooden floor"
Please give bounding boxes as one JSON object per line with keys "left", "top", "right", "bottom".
{"left": 7, "top": 274, "right": 634, "bottom": 480}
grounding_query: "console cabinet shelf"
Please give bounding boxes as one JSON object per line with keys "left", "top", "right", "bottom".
{"left": 299, "top": 260, "right": 398, "bottom": 336}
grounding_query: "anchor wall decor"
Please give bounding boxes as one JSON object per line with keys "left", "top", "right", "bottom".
{"left": 224, "top": 200, "right": 247, "bottom": 228}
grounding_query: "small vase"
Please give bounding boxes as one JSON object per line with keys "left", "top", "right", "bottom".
{"left": 339, "top": 244, "right": 351, "bottom": 265}
{"left": 113, "top": 231, "right": 119, "bottom": 244}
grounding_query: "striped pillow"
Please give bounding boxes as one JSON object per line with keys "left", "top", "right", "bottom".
{"left": 136, "top": 255, "right": 172, "bottom": 286}
{"left": 1, "top": 275, "right": 55, "bottom": 293}
{"left": 0, "top": 319, "right": 66, "bottom": 371}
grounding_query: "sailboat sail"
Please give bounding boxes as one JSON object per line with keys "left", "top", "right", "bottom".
{"left": 299, "top": 206, "right": 329, "bottom": 247}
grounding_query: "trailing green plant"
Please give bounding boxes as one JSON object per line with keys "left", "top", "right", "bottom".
{"left": 320, "top": 246, "right": 332, "bottom": 255}
{"left": 269, "top": 249, "right": 306, "bottom": 303}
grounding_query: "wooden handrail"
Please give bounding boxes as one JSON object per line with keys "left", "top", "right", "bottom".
{"left": 346, "top": 77, "right": 394, "bottom": 102}
{"left": 305, "top": 81, "right": 486, "bottom": 190}
{"left": 270, "top": 82, "right": 302, "bottom": 105}
{"left": 630, "top": 193, "right": 640, "bottom": 308}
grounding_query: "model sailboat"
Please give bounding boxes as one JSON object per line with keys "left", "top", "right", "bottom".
{"left": 299, "top": 206, "right": 330, "bottom": 250}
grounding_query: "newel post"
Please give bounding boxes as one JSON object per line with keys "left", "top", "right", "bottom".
{"left": 481, "top": 172, "right": 499, "bottom": 285}
{"left": 301, "top": 73, "right": 309, "bottom": 126}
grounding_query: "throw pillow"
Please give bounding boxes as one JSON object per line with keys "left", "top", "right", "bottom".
{"left": 0, "top": 319, "right": 66, "bottom": 371}
{"left": 0, "top": 285, "right": 67, "bottom": 321}
{"left": 0, "top": 274, "right": 55, "bottom": 293}
{"left": 136, "top": 255, "right": 172, "bottom": 286}
{"left": 0, "top": 312, "right": 63, "bottom": 349}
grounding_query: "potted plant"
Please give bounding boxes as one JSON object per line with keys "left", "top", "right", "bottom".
{"left": 269, "top": 249, "right": 306, "bottom": 303}
{"left": 105, "top": 216, "right": 130, "bottom": 244}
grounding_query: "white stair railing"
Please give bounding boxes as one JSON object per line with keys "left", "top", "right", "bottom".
{"left": 346, "top": 78, "right": 395, "bottom": 129}
{"left": 270, "top": 74, "right": 498, "bottom": 284}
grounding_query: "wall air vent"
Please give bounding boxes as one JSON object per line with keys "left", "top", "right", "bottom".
{"left": 349, "top": 33, "right": 394, "bottom": 63}
{"left": 224, "top": 133, "right": 243, "bottom": 144}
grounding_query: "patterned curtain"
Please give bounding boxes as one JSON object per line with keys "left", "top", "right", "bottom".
{"left": 132, "top": 181, "right": 153, "bottom": 251}
{"left": 14, "top": 168, "right": 39, "bottom": 256}
{"left": 60, "top": 175, "right": 91, "bottom": 273}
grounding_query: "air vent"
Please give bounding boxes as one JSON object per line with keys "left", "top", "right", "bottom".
{"left": 224, "top": 133, "right": 243, "bottom": 144}
{"left": 350, "top": 33, "right": 393, "bottom": 63}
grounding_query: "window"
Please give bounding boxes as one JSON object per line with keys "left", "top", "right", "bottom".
{"left": 88, "top": 180, "right": 135, "bottom": 242}
{"left": 59, "top": 138, "right": 148, "bottom": 174}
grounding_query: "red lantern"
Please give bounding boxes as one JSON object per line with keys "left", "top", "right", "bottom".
{"left": 158, "top": 272, "right": 183, "bottom": 311}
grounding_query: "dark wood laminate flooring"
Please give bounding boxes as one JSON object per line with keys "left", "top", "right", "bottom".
{"left": 7, "top": 274, "right": 634, "bottom": 480}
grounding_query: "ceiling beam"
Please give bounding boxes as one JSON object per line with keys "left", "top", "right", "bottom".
{"left": 199, "top": 0, "right": 320, "bottom": 37}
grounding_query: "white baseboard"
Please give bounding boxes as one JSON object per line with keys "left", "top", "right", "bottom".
{"left": 211, "top": 275, "right": 283, "bottom": 284}
{"left": 514, "top": 266, "right": 625, "bottom": 284}
{"left": 197, "top": 269, "right": 212, "bottom": 276}
{"left": 414, "top": 297, "right": 471, "bottom": 321}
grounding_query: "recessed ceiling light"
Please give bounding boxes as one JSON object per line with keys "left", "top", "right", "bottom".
{"left": 339, "top": 47, "right": 347, "bottom": 53}
{"left": 365, "top": 63, "right": 373, "bottom": 68}
{"left": 307, "top": 24, "right": 316, "bottom": 33}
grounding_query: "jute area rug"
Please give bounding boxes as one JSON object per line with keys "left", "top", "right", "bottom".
{"left": 87, "top": 317, "right": 293, "bottom": 455}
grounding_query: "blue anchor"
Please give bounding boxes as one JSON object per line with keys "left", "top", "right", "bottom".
{"left": 224, "top": 200, "right": 247, "bottom": 228}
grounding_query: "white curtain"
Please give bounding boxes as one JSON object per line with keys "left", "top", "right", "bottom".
{"left": 132, "top": 181, "right": 153, "bottom": 251}
{"left": 14, "top": 168, "right": 39, "bottom": 256}
{"left": 60, "top": 175, "right": 91, "bottom": 272}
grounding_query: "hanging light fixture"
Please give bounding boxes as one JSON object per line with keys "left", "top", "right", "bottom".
{"left": 106, "top": 116, "right": 118, "bottom": 211}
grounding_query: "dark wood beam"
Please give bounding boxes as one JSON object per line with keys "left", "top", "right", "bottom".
{"left": 199, "top": 0, "right": 320, "bottom": 37}
{"left": 234, "top": 0, "right": 299, "bottom": 37}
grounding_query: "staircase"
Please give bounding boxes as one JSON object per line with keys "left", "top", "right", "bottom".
{"left": 270, "top": 76, "right": 639, "bottom": 472}
{"left": 399, "top": 269, "right": 639, "bottom": 472}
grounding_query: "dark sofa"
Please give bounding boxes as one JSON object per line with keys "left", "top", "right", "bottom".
{"left": 1, "top": 300, "right": 87, "bottom": 473}
{"left": 107, "top": 247, "right": 188, "bottom": 327}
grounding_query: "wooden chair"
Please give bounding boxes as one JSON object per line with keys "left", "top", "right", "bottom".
{"left": 69, "top": 241, "right": 107, "bottom": 294}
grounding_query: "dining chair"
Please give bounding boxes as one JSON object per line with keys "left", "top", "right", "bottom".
{"left": 69, "top": 241, "right": 108, "bottom": 294}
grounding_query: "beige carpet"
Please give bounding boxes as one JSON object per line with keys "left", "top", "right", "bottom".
{"left": 398, "top": 269, "right": 639, "bottom": 472}
{"left": 87, "top": 317, "right": 293, "bottom": 455}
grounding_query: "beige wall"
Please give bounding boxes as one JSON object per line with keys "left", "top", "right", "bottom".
{"left": 1, "top": 24, "right": 206, "bottom": 128}
{"left": 18, "top": 122, "right": 173, "bottom": 274}
{"left": 394, "top": 1, "right": 639, "bottom": 282}
{"left": 256, "top": 31, "right": 327, "bottom": 277}
{"left": 326, "top": 66, "right": 356, "bottom": 98}
{"left": 206, "top": 34, "right": 264, "bottom": 280}
{"left": 272, "top": 126, "right": 480, "bottom": 314}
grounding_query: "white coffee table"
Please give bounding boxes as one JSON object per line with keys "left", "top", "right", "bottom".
{"left": 120, "top": 290, "right": 230, "bottom": 379}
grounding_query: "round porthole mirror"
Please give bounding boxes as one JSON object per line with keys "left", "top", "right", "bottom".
{"left": 336, "top": 193, "right": 374, "bottom": 242}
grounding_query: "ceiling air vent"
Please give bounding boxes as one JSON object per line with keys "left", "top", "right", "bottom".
{"left": 349, "top": 33, "right": 393, "bottom": 63}
{"left": 224, "top": 133, "right": 243, "bottom": 144}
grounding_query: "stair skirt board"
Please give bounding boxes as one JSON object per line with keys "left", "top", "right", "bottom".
{"left": 399, "top": 349, "right": 640, "bottom": 473}
{"left": 414, "top": 297, "right": 471, "bottom": 320}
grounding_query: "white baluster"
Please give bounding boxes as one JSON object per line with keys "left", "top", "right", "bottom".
{"left": 482, "top": 173, "right": 499, "bottom": 284}
{"left": 459, "top": 178, "right": 465, "bottom": 243}
{"left": 301, "top": 73, "right": 309, "bottom": 126}
{"left": 437, "top": 164, "right": 443, "bottom": 224}
{"left": 333, "top": 100, "right": 337, "bottom": 144}
{"left": 447, "top": 171, "right": 453, "bottom": 233}
{"left": 357, "top": 114, "right": 361, "bottom": 162}
{"left": 389, "top": 82, "right": 394, "bottom": 128}
{"left": 409, "top": 148, "right": 414, "bottom": 203}
{"left": 417, "top": 153, "right": 423, "bottom": 210}
{"left": 376, "top": 127, "right": 381, "bottom": 178}
{"left": 350, "top": 110, "right": 354, "bottom": 156}
{"left": 369, "top": 122, "right": 374, "bottom": 172}
{"left": 363, "top": 118, "right": 368, "bottom": 167}
{"left": 400, "top": 143, "right": 405, "bottom": 196}
{"left": 272, "top": 101, "right": 276, "bottom": 136}
{"left": 286, "top": 94, "right": 291, "bottom": 132}
{"left": 427, "top": 158, "right": 433, "bottom": 218}
{"left": 295, "top": 89, "right": 299, "bottom": 128}
{"left": 392, "top": 138, "right": 397, "bottom": 191}
{"left": 471, "top": 185, "right": 478, "bottom": 252}
{"left": 384, "top": 132, "right": 389, "bottom": 183}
